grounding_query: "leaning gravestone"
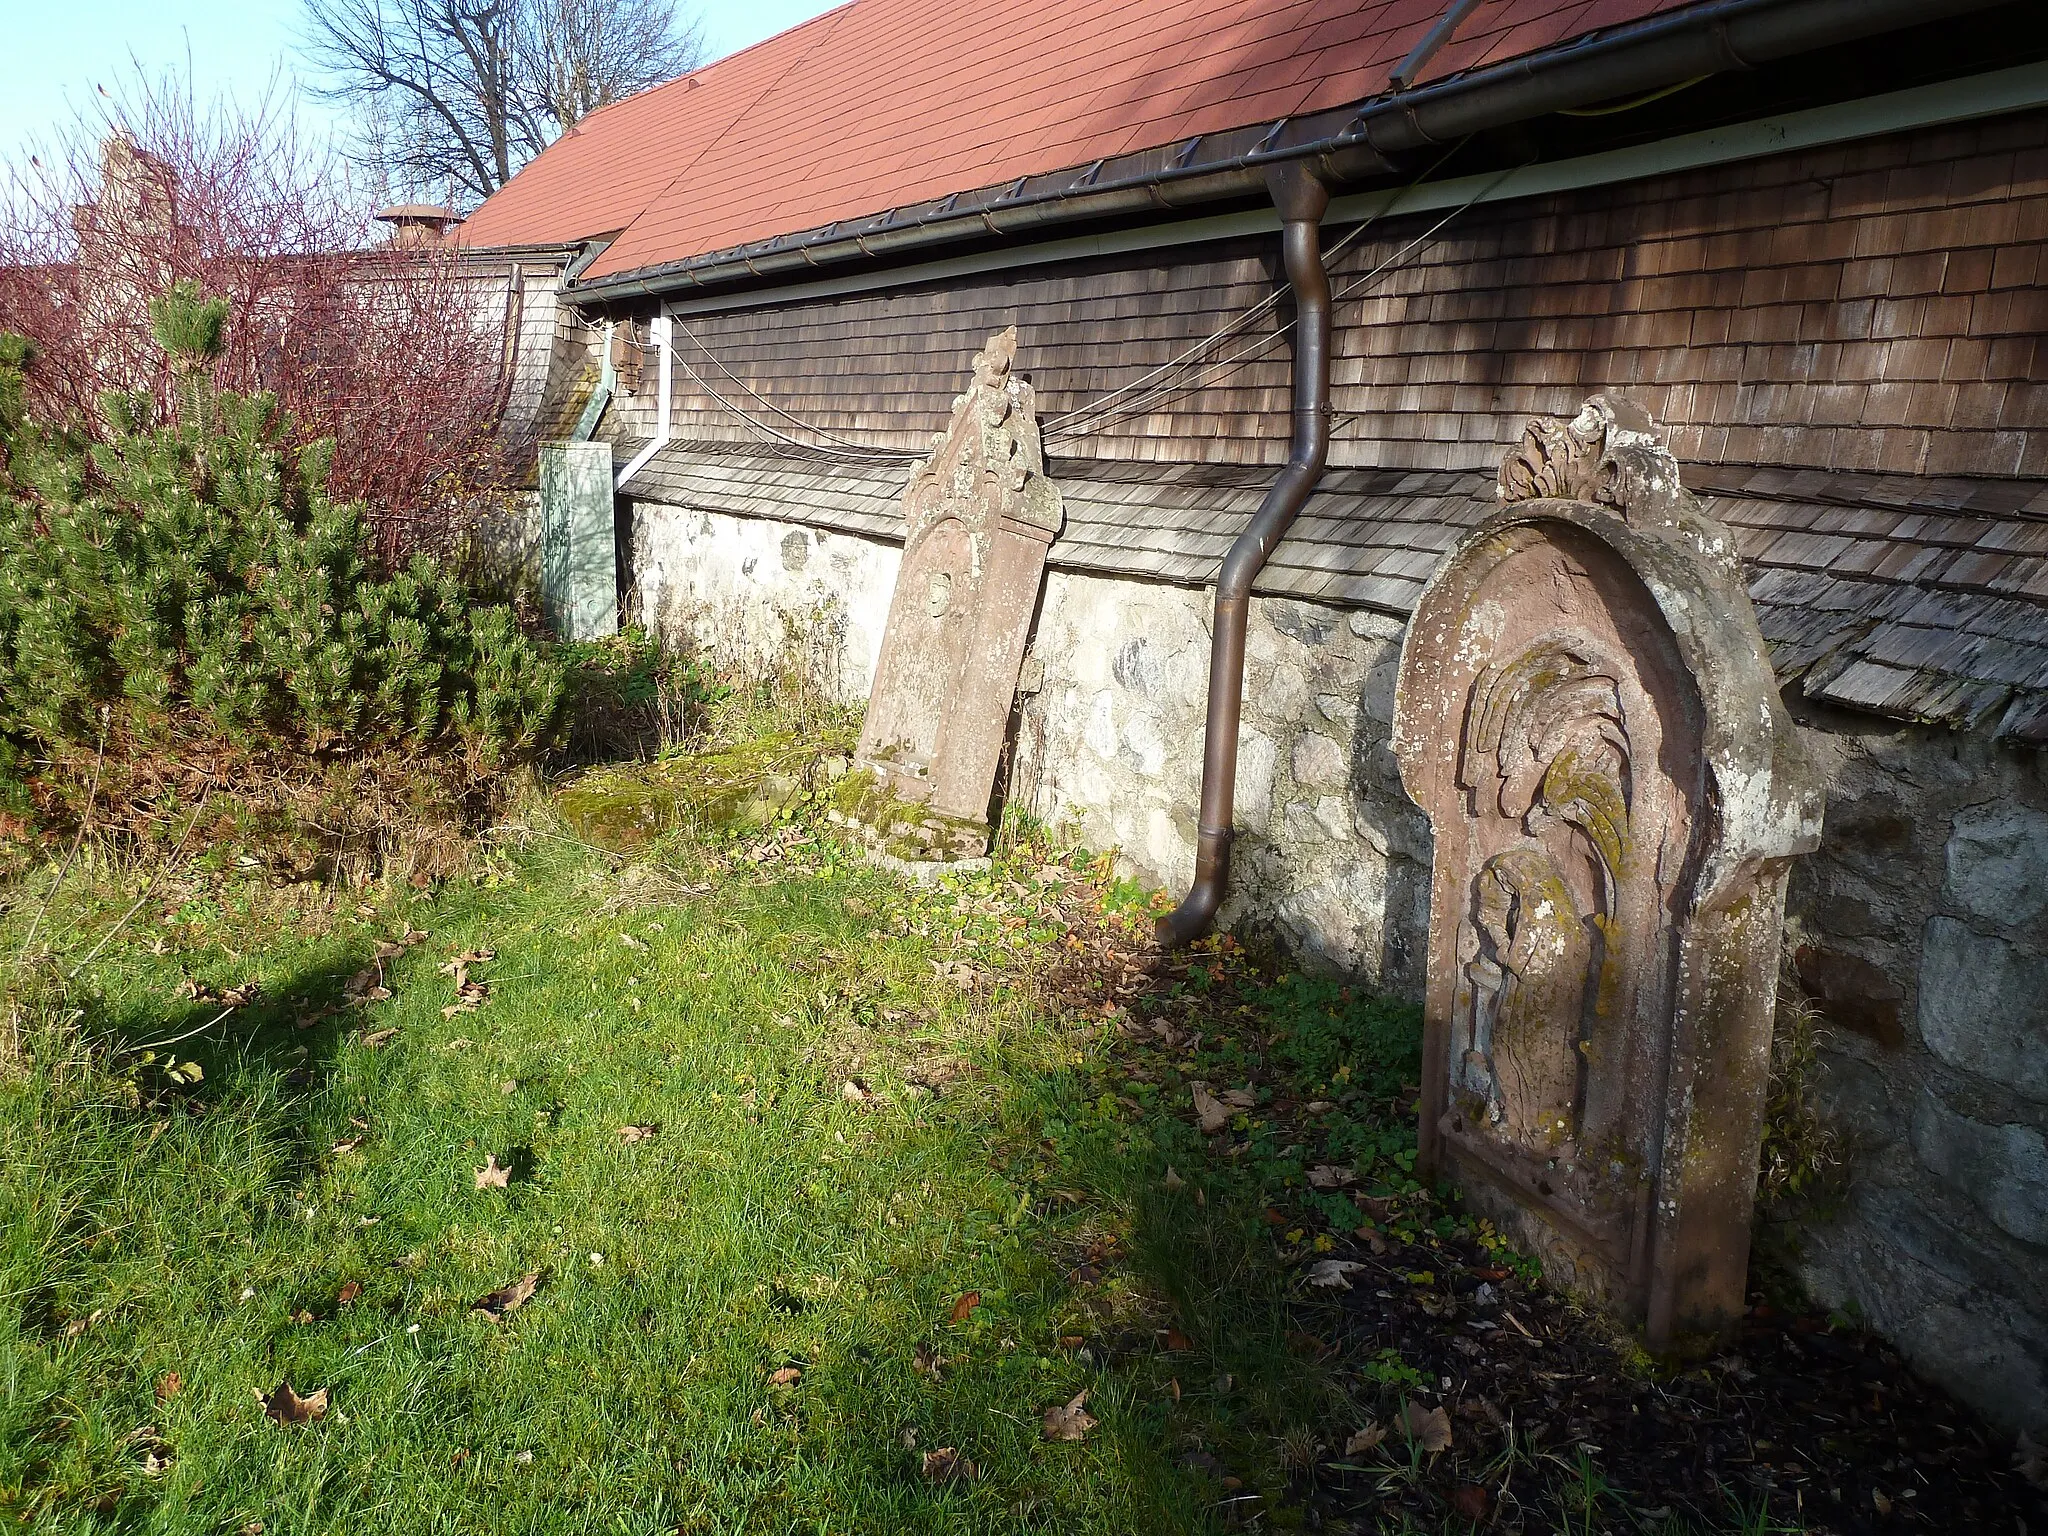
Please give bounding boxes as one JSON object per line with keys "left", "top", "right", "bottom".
{"left": 845, "top": 327, "right": 1063, "bottom": 868}
{"left": 1392, "top": 395, "right": 1823, "bottom": 1351}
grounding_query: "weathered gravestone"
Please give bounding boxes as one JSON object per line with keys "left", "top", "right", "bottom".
{"left": 1392, "top": 395, "right": 1823, "bottom": 1350}
{"left": 847, "top": 327, "right": 1063, "bottom": 866}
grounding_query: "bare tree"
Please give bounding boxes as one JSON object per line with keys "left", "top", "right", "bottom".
{"left": 299, "top": 0, "right": 704, "bottom": 206}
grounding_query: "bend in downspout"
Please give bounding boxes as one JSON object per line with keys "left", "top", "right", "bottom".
{"left": 1157, "top": 162, "right": 1333, "bottom": 948}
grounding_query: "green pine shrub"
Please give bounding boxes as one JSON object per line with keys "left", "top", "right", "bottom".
{"left": 0, "top": 288, "right": 565, "bottom": 782}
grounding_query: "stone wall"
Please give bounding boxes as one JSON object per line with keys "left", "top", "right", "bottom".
{"left": 1782, "top": 713, "right": 2048, "bottom": 1434}
{"left": 628, "top": 492, "right": 2048, "bottom": 1434}
{"left": 1009, "top": 571, "right": 1433, "bottom": 996}
{"left": 627, "top": 500, "right": 898, "bottom": 703}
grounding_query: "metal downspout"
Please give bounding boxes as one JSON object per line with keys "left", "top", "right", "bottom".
{"left": 1157, "top": 163, "right": 1333, "bottom": 948}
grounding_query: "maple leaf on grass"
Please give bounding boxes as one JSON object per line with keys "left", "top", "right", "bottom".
{"left": 259, "top": 1381, "right": 328, "bottom": 1425}
{"left": 471, "top": 1271, "right": 540, "bottom": 1321}
{"left": 1042, "top": 1389, "right": 1097, "bottom": 1442}
{"left": 474, "top": 1155, "right": 512, "bottom": 1191}
{"left": 1398, "top": 1399, "right": 1452, "bottom": 1455}
{"left": 616, "top": 1123, "right": 660, "bottom": 1143}
{"left": 1190, "top": 1083, "right": 1229, "bottom": 1135}
{"left": 948, "top": 1292, "right": 981, "bottom": 1324}
{"left": 766, "top": 1366, "right": 801, "bottom": 1386}
{"left": 1342, "top": 1423, "right": 1386, "bottom": 1457}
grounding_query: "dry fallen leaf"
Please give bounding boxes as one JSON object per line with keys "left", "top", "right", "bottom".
{"left": 1306, "top": 1164, "right": 1357, "bottom": 1191}
{"left": 841, "top": 1079, "right": 871, "bottom": 1104}
{"left": 1872, "top": 1489, "right": 1894, "bottom": 1515}
{"left": 913, "top": 1342, "right": 944, "bottom": 1379}
{"left": 1161, "top": 1166, "right": 1185, "bottom": 1191}
{"left": 616, "top": 1124, "right": 659, "bottom": 1143}
{"left": 1398, "top": 1399, "right": 1452, "bottom": 1455}
{"left": 1191, "top": 1083, "right": 1229, "bottom": 1135}
{"left": 1219, "top": 1087, "right": 1257, "bottom": 1109}
{"left": 619, "top": 932, "right": 648, "bottom": 951}
{"left": 1305, "top": 1259, "right": 1369, "bottom": 1290}
{"left": 1162, "top": 1328, "right": 1193, "bottom": 1352}
{"left": 767, "top": 1366, "right": 802, "bottom": 1386}
{"left": 155, "top": 1372, "right": 182, "bottom": 1401}
{"left": 948, "top": 1291, "right": 982, "bottom": 1324}
{"left": 1042, "top": 1389, "right": 1097, "bottom": 1442}
{"left": 471, "top": 1271, "right": 540, "bottom": 1321}
{"left": 921, "top": 1447, "right": 975, "bottom": 1483}
{"left": 259, "top": 1381, "right": 328, "bottom": 1425}
{"left": 1449, "top": 1484, "right": 1490, "bottom": 1520}
{"left": 331, "top": 1136, "right": 364, "bottom": 1155}
{"left": 357, "top": 1027, "right": 397, "bottom": 1050}
{"left": 336, "top": 1281, "right": 362, "bottom": 1307}
{"left": 475, "top": 1155, "right": 512, "bottom": 1191}
{"left": 1342, "top": 1423, "right": 1386, "bottom": 1457}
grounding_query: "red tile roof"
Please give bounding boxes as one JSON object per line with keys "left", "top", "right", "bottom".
{"left": 459, "top": 0, "right": 1692, "bottom": 281}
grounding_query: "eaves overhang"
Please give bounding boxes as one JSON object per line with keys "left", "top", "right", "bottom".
{"left": 564, "top": 0, "right": 2007, "bottom": 306}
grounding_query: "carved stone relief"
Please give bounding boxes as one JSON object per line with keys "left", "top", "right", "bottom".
{"left": 851, "top": 327, "right": 1063, "bottom": 863}
{"left": 1393, "top": 395, "right": 1823, "bottom": 1350}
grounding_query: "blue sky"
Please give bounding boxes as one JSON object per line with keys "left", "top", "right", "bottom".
{"left": 2, "top": 0, "right": 841, "bottom": 164}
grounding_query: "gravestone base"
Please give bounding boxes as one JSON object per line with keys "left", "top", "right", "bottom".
{"left": 826, "top": 766, "right": 993, "bottom": 881}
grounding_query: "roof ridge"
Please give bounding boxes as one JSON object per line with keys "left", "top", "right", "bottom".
{"left": 572, "top": 1, "right": 864, "bottom": 132}
{"left": 575, "top": 2, "right": 865, "bottom": 258}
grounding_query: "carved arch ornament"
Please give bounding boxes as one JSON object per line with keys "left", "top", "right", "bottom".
{"left": 1393, "top": 396, "right": 1822, "bottom": 1350}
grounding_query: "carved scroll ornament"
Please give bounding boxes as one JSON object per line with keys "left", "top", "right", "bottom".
{"left": 1394, "top": 395, "right": 1822, "bottom": 1351}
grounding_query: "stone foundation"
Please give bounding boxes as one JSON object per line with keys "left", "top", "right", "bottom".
{"left": 1010, "top": 570, "right": 1433, "bottom": 994}
{"left": 1781, "top": 713, "right": 2048, "bottom": 1434}
{"left": 627, "top": 501, "right": 899, "bottom": 703}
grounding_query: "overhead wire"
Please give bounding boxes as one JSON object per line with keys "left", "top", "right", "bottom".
{"left": 1044, "top": 163, "right": 1521, "bottom": 447}
{"left": 642, "top": 146, "right": 1513, "bottom": 469}
{"left": 1039, "top": 138, "right": 1472, "bottom": 439}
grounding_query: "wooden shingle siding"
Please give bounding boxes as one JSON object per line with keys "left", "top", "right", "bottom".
{"left": 613, "top": 107, "right": 2048, "bottom": 742}
{"left": 642, "top": 108, "right": 2048, "bottom": 482}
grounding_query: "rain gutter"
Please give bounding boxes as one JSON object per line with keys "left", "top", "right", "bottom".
{"left": 647, "top": 59, "right": 2048, "bottom": 322}
{"left": 567, "top": 0, "right": 2004, "bottom": 305}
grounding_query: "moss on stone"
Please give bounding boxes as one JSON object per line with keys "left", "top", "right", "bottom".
{"left": 556, "top": 731, "right": 853, "bottom": 853}
{"left": 825, "top": 765, "right": 989, "bottom": 866}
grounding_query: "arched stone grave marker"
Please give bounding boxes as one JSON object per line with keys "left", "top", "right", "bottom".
{"left": 1392, "top": 395, "right": 1823, "bottom": 1350}
{"left": 848, "top": 327, "right": 1063, "bottom": 868}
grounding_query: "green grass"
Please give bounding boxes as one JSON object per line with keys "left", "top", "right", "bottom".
{"left": 0, "top": 819, "right": 1380, "bottom": 1534}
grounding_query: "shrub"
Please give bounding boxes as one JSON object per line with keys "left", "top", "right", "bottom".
{"left": 0, "top": 76, "right": 517, "bottom": 566}
{"left": 0, "top": 288, "right": 564, "bottom": 775}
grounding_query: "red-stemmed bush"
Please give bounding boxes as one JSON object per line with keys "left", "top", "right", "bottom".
{"left": 0, "top": 72, "right": 518, "bottom": 565}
